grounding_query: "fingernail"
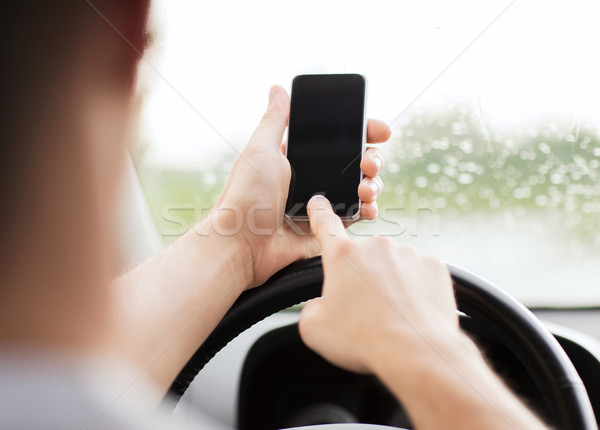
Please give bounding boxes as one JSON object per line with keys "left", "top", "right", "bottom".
{"left": 373, "top": 155, "right": 383, "bottom": 171}
{"left": 269, "top": 85, "right": 278, "bottom": 101}
{"left": 308, "top": 194, "right": 327, "bottom": 207}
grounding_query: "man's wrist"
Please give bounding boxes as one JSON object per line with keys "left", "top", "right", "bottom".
{"left": 368, "top": 328, "right": 548, "bottom": 430}
{"left": 369, "top": 328, "right": 481, "bottom": 395}
{"left": 189, "top": 210, "right": 255, "bottom": 293}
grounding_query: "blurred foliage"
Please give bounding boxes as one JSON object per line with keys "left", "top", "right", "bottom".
{"left": 378, "top": 105, "right": 600, "bottom": 247}
{"left": 136, "top": 105, "right": 600, "bottom": 247}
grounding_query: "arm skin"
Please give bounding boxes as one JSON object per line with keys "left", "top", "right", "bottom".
{"left": 299, "top": 195, "right": 549, "bottom": 430}
{"left": 111, "top": 216, "right": 252, "bottom": 394}
{"left": 372, "top": 332, "right": 548, "bottom": 429}
{"left": 110, "top": 85, "right": 391, "bottom": 398}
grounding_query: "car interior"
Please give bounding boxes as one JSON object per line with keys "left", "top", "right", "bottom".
{"left": 121, "top": 1, "right": 600, "bottom": 429}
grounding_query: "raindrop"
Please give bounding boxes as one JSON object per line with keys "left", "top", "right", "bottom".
{"left": 520, "top": 150, "right": 536, "bottom": 161}
{"left": 443, "top": 166, "right": 457, "bottom": 178}
{"left": 459, "top": 139, "right": 473, "bottom": 153}
{"left": 452, "top": 122, "right": 467, "bottom": 136}
{"left": 426, "top": 163, "right": 441, "bottom": 174}
{"left": 445, "top": 155, "right": 458, "bottom": 166}
{"left": 550, "top": 172, "right": 564, "bottom": 185}
{"left": 513, "top": 187, "right": 531, "bottom": 199}
{"left": 538, "top": 142, "right": 551, "bottom": 154}
{"left": 432, "top": 138, "right": 450, "bottom": 150}
{"left": 478, "top": 187, "right": 494, "bottom": 199}
{"left": 583, "top": 201, "right": 600, "bottom": 214}
{"left": 528, "top": 128, "right": 538, "bottom": 138}
{"left": 388, "top": 162, "right": 400, "bottom": 173}
{"left": 434, "top": 197, "right": 447, "bottom": 208}
{"left": 203, "top": 172, "right": 216, "bottom": 186}
{"left": 415, "top": 177, "right": 428, "bottom": 188}
{"left": 455, "top": 193, "right": 468, "bottom": 206}
{"left": 457, "top": 173, "right": 474, "bottom": 185}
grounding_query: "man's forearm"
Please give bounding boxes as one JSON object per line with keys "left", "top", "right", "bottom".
{"left": 111, "top": 215, "right": 252, "bottom": 396}
{"left": 372, "top": 332, "right": 549, "bottom": 430}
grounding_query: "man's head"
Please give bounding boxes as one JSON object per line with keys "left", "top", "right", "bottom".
{"left": 0, "top": 0, "right": 150, "bottom": 349}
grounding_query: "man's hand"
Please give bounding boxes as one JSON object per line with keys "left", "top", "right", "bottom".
{"left": 211, "top": 85, "right": 390, "bottom": 288}
{"left": 111, "top": 86, "right": 390, "bottom": 396}
{"left": 297, "top": 196, "right": 549, "bottom": 430}
{"left": 298, "top": 195, "right": 461, "bottom": 374}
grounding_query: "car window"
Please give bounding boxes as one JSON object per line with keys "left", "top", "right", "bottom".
{"left": 134, "top": 0, "right": 600, "bottom": 307}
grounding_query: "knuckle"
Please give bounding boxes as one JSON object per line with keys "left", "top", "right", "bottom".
{"left": 368, "top": 235, "right": 394, "bottom": 248}
{"left": 298, "top": 302, "right": 319, "bottom": 340}
{"left": 396, "top": 243, "right": 418, "bottom": 256}
{"left": 330, "top": 238, "right": 354, "bottom": 257}
{"left": 373, "top": 176, "right": 384, "bottom": 191}
{"left": 297, "top": 318, "right": 311, "bottom": 344}
{"left": 368, "top": 147, "right": 385, "bottom": 164}
{"left": 360, "top": 202, "right": 378, "bottom": 220}
{"left": 421, "top": 256, "right": 448, "bottom": 274}
{"left": 260, "top": 110, "right": 285, "bottom": 127}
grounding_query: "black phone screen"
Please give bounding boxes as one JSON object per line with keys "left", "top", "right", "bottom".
{"left": 285, "top": 74, "right": 366, "bottom": 218}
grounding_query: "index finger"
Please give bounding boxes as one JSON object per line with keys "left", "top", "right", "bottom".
{"left": 307, "top": 195, "right": 348, "bottom": 252}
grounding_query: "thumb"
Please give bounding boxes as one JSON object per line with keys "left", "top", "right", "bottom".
{"left": 307, "top": 195, "right": 348, "bottom": 252}
{"left": 248, "top": 85, "right": 290, "bottom": 151}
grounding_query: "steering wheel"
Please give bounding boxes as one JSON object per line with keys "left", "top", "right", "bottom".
{"left": 164, "top": 257, "right": 597, "bottom": 430}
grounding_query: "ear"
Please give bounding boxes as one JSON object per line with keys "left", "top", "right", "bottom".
{"left": 118, "top": 0, "right": 151, "bottom": 54}
{"left": 114, "top": 0, "right": 150, "bottom": 87}
{"left": 87, "top": 0, "right": 151, "bottom": 89}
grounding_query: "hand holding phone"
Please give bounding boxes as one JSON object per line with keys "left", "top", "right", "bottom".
{"left": 285, "top": 74, "right": 367, "bottom": 221}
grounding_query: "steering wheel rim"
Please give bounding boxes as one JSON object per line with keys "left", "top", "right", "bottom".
{"left": 164, "top": 257, "right": 597, "bottom": 430}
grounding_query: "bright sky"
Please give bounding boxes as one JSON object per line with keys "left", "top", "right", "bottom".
{"left": 140, "top": 0, "right": 600, "bottom": 167}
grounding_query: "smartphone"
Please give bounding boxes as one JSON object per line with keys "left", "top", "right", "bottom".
{"left": 285, "top": 73, "right": 367, "bottom": 221}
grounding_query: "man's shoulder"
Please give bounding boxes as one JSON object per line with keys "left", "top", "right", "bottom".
{"left": 0, "top": 352, "right": 190, "bottom": 430}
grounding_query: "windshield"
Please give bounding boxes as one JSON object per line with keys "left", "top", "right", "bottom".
{"left": 134, "top": 0, "right": 600, "bottom": 307}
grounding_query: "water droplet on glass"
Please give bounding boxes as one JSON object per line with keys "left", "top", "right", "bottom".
{"left": 550, "top": 172, "right": 564, "bottom": 185}
{"left": 457, "top": 173, "right": 474, "bottom": 185}
{"left": 427, "top": 163, "right": 441, "bottom": 174}
{"left": 415, "top": 176, "right": 428, "bottom": 188}
{"left": 538, "top": 142, "right": 551, "bottom": 154}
